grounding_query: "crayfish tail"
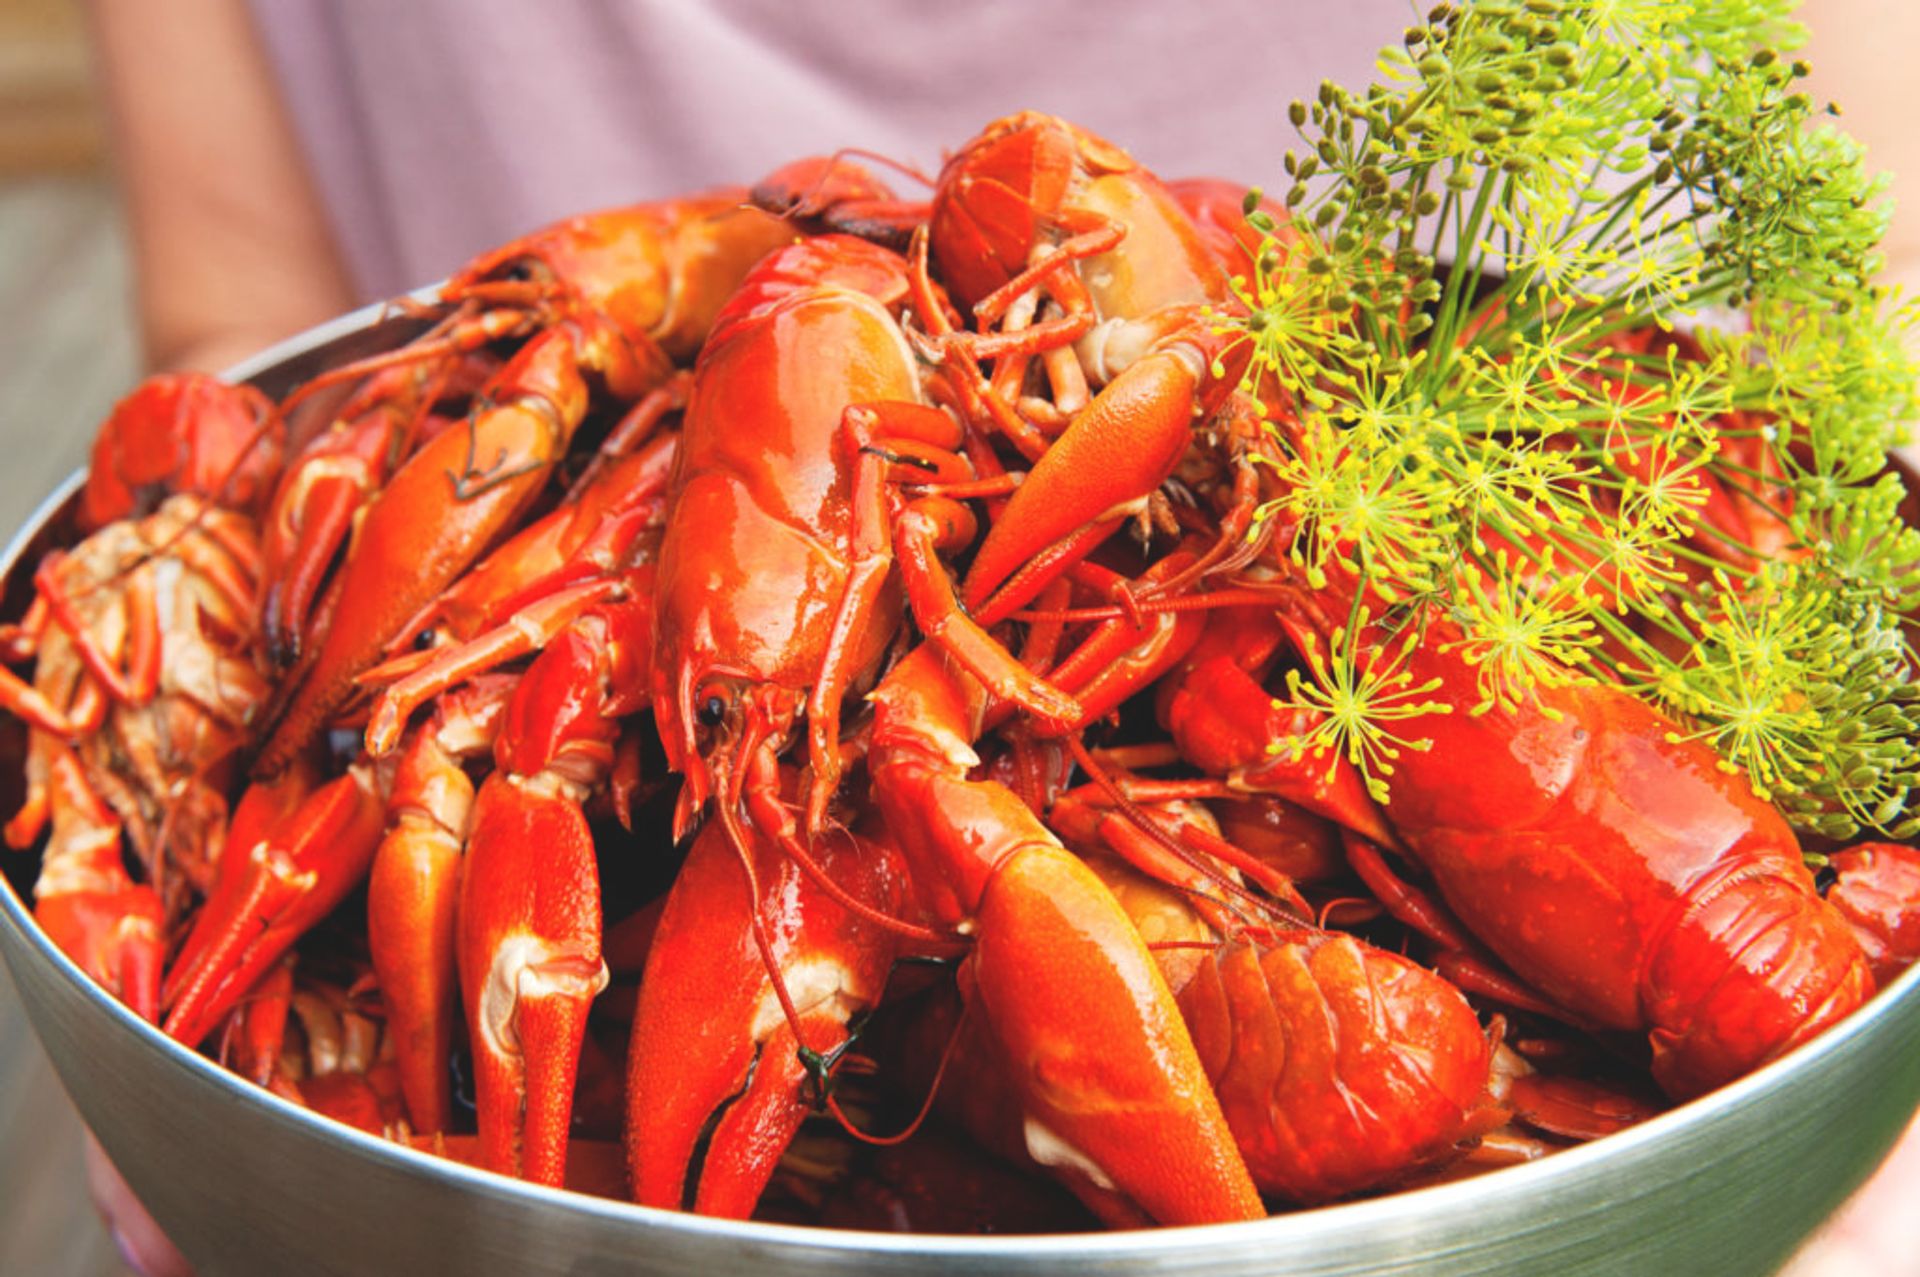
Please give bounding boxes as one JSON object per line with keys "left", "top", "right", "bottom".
{"left": 1646, "top": 868, "right": 1874, "bottom": 1101}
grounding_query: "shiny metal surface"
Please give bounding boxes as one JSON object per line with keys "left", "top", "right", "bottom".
{"left": 2, "top": 307, "right": 1919, "bottom": 1276}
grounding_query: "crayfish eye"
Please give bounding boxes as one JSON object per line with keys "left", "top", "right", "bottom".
{"left": 698, "top": 694, "right": 729, "bottom": 727}
{"left": 412, "top": 627, "right": 438, "bottom": 651}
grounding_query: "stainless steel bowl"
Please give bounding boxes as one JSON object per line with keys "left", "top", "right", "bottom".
{"left": 3, "top": 306, "right": 1919, "bottom": 1277}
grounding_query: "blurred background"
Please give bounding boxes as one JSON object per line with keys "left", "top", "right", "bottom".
{"left": 0, "top": 0, "right": 138, "bottom": 1272}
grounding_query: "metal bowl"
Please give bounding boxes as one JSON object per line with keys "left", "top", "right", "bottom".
{"left": 3, "top": 305, "right": 1919, "bottom": 1277}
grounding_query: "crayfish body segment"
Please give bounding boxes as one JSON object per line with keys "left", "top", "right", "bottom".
{"left": 867, "top": 644, "right": 1265, "bottom": 1225}
{"left": 1282, "top": 602, "right": 1877, "bottom": 1101}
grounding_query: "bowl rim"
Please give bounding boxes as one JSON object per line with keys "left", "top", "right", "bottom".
{"left": 2, "top": 304, "right": 1917, "bottom": 1257}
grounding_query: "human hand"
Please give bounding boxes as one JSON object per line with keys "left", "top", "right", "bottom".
{"left": 84, "top": 1131, "right": 193, "bottom": 1277}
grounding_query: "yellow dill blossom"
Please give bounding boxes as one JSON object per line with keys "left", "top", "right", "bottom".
{"left": 1217, "top": 225, "right": 1364, "bottom": 411}
{"left": 1445, "top": 435, "right": 1593, "bottom": 555}
{"left": 1661, "top": 569, "right": 1841, "bottom": 799}
{"left": 1448, "top": 551, "right": 1601, "bottom": 712}
{"left": 1460, "top": 342, "right": 1570, "bottom": 424}
{"left": 1487, "top": 201, "right": 1620, "bottom": 307}
{"left": 1272, "top": 613, "right": 1454, "bottom": 804}
{"left": 1257, "top": 413, "right": 1451, "bottom": 598}
{"left": 1222, "top": 0, "right": 1919, "bottom": 837}
{"left": 1581, "top": 509, "right": 1686, "bottom": 608}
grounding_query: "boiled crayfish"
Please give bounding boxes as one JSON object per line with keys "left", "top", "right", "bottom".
{"left": 3, "top": 111, "right": 1915, "bottom": 1235}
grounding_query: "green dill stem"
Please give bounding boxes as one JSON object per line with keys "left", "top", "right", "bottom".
{"left": 1447, "top": 277, "right": 1534, "bottom": 365}
{"left": 1462, "top": 181, "right": 1702, "bottom": 354}
{"left": 1333, "top": 547, "right": 1372, "bottom": 678}
{"left": 1426, "top": 168, "right": 1506, "bottom": 370}
{"left": 1702, "top": 458, "right": 1783, "bottom": 487}
{"left": 1580, "top": 171, "right": 1663, "bottom": 258}
{"left": 1579, "top": 149, "right": 1614, "bottom": 211}
{"left": 1485, "top": 242, "right": 1725, "bottom": 362}
{"left": 1585, "top": 603, "right": 1687, "bottom": 682}
{"left": 1665, "top": 536, "right": 1764, "bottom": 578}
{"left": 1428, "top": 183, "right": 1462, "bottom": 266}
{"left": 1700, "top": 412, "right": 1773, "bottom": 439}
{"left": 1721, "top": 384, "right": 1790, "bottom": 414}
{"left": 1700, "top": 464, "right": 1800, "bottom": 536}
{"left": 1496, "top": 202, "right": 1516, "bottom": 284}
{"left": 1347, "top": 290, "right": 1396, "bottom": 362}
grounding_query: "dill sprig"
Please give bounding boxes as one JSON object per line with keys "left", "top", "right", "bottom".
{"left": 1273, "top": 607, "right": 1455, "bottom": 804}
{"left": 1221, "top": 0, "right": 1920, "bottom": 839}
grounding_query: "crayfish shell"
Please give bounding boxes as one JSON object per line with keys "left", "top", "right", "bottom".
{"left": 1175, "top": 932, "right": 1499, "bottom": 1204}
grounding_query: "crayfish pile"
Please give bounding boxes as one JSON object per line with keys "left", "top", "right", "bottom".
{"left": 5, "top": 105, "right": 1920, "bottom": 1232}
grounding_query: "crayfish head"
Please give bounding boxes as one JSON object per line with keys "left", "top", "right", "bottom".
{"left": 931, "top": 113, "right": 1077, "bottom": 311}
{"left": 445, "top": 195, "right": 792, "bottom": 366}
{"left": 663, "top": 668, "right": 804, "bottom": 843}
{"left": 444, "top": 218, "right": 602, "bottom": 308}
{"left": 80, "top": 374, "right": 284, "bottom": 532}
{"left": 443, "top": 208, "right": 676, "bottom": 361}
{"left": 748, "top": 156, "right": 924, "bottom": 250}
{"left": 931, "top": 111, "right": 1135, "bottom": 312}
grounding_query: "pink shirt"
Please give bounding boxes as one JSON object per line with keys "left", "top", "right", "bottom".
{"left": 248, "top": 0, "right": 1404, "bottom": 300}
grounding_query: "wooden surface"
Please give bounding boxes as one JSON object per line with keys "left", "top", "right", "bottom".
{"left": 0, "top": 173, "right": 137, "bottom": 1277}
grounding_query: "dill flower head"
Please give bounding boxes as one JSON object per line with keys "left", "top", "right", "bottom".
{"left": 1229, "top": 0, "right": 1919, "bottom": 836}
